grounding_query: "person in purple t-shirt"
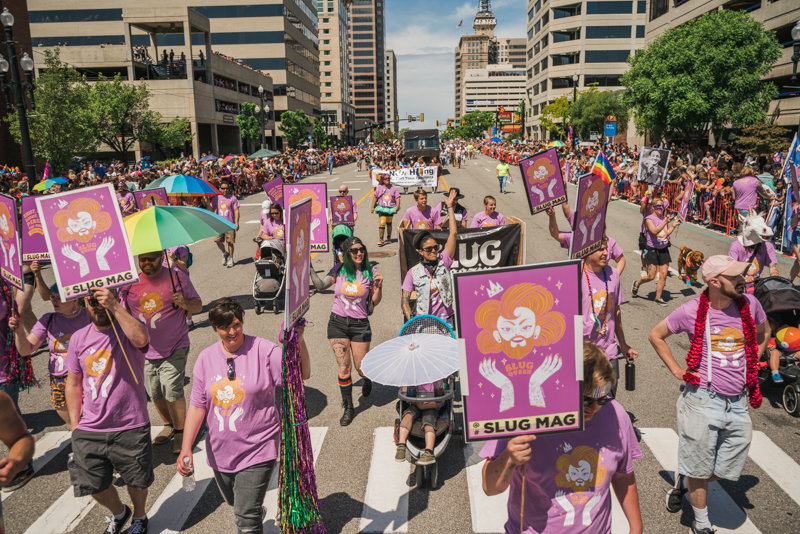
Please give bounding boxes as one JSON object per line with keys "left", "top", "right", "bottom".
{"left": 209, "top": 182, "right": 240, "bottom": 267}
{"left": 732, "top": 169, "right": 769, "bottom": 217}
{"left": 371, "top": 174, "right": 401, "bottom": 246}
{"left": 116, "top": 182, "right": 136, "bottom": 218}
{"left": 178, "top": 298, "right": 310, "bottom": 534}
{"left": 401, "top": 189, "right": 442, "bottom": 230}
{"left": 65, "top": 287, "right": 152, "bottom": 534}
{"left": 402, "top": 190, "right": 458, "bottom": 328}
{"left": 310, "top": 236, "right": 384, "bottom": 426}
{"left": 10, "top": 283, "right": 90, "bottom": 428}
{"left": 481, "top": 341, "right": 643, "bottom": 534}
{"left": 121, "top": 250, "right": 202, "bottom": 453}
{"left": 649, "top": 256, "right": 767, "bottom": 534}
{"left": 470, "top": 195, "right": 506, "bottom": 228}
{"left": 632, "top": 201, "right": 680, "bottom": 306}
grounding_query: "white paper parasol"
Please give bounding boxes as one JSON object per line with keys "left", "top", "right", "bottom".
{"left": 360, "top": 334, "right": 459, "bottom": 386}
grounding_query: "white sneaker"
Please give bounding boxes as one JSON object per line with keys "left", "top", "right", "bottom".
{"left": 227, "top": 257, "right": 234, "bottom": 268}
{"left": 222, "top": 253, "right": 229, "bottom": 265}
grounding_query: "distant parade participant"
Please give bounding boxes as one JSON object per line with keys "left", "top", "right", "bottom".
{"left": 649, "top": 256, "right": 767, "bottom": 534}
{"left": 402, "top": 189, "right": 441, "bottom": 230}
{"left": 310, "top": 237, "right": 384, "bottom": 426}
{"left": 433, "top": 188, "right": 467, "bottom": 228}
{"left": 210, "top": 182, "right": 240, "bottom": 268}
{"left": 632, "top": 200, "right": 680, "bottom": 306}
{"left": 496, "top": 160, "right": 512, "bottom": 194}
{"left": 65, "top": 288, "right": 152, "bottom": 534}
{"left": 471, "top": 196, "right": 506, "bottom": 228}
{"left": 371, "top": 174, "right": 400, "bottom": 246}
{"left": 116, "top": 182, "right": 136, "bottom": 217}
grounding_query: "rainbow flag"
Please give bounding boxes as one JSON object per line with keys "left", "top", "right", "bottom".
{"left": 566, "top": 126, "right": 573, "bottom": 146}
{"left": 392, "top": 139, "right": 400, "bottom": 146}
{"left": 592, "top": 152, "right": 615, "bottom": 185}
{"left": 414, "top": 168, "right": 425, "bottom": 177}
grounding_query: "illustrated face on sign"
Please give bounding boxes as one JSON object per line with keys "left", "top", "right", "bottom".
{"left": 556, "top": 446, "right": 606, "bottom": 493}
{"left": 143, "top": 193, "right": 165, "bottom": 208}
{"left": 54, "top": 198, "right": 112, "bottom": 243}
{"left": 580, "top": 179, "right": 605, "bottom": 218}
{"left": 0, "top": 203, "right": 14, "bottom": 241}
{"left": 289, "top": 189, "right": 322, "bottom": 215}
{"left": 475, "top": 283, "right": 566, "bottom": 360}
{"left": 526, "top": 157, "right": 555, "bottom": 185}
{"left": 293, "top": 213, "right": 308, "bottom": 264}
{"left": 335, "top": 200, "right": 348, "bottom": 212}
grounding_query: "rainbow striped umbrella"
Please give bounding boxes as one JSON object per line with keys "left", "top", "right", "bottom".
{"left": 145, "top": 174, "right": 220, "bottom": 197}
{"left": 123, "top": 206, "right": 235, "bottom": 255}
{"left": 547, "top": 141, "right": 567, "bottom": 147}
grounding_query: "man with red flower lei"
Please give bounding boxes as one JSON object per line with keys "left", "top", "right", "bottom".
{"left": 648, "top": 255, "right": 768, "bottom": 534}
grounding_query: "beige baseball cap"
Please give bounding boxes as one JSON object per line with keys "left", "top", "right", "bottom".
{"left": 701, "top": 255, "right": 749, "bottom": 284}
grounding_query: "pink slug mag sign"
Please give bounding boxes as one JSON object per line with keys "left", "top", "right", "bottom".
{"left": 36, "top": 184, "right": 138, "bottom": 301}
{"left": 453, "top": 260, "right": 584, "bottom": 441}
{"left": 284, "top": 196, "right": 312, "bottom": 332}
{"left": 282, "top": 183, "right": 329, "bottom": 252}
{"left": 520, "top": 148, "right": 567, "bottom": 215}
{"left": 0, "top": 194, "right": 24, "bottom": 289}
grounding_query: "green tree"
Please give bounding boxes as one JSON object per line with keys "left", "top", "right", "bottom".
{"left": 622, "top": 9, "right": 781, "bottom": 142}
{"left": 237, "top": 102, "right": 262, "bottom": 154}
{"left": 312, "top": 119, "right": 327, "bottom": 148}
{"left": 736, "top": 122, "right": 791, "bottom": 159}
{"left": 278, "top": 110, "right": 312, "bottom": 148}
{"left": 570, "top": 89, "right": 629, "bottom": 139}
{"left": 4, "top": 49, "right": 97, "bottom": 174}
{"left": 396, "top": 127, "right": 409, "bottom": 140}
{"left": 90, "top": 74, "right": 193, "bottom": 163}
{"left": 448, "top": 110, "right": 494, "bottom": 139}
{"left": 539, "top": 96, "right": 571, "bottom": 138}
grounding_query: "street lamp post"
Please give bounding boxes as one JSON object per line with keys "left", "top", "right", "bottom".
{"left": 572, "top": 73, "right": 579, "bottom": 104}
{"left": 791, "top": 20, "right": 800, "bottom": 131}
{"left": 258, "top": 85, "right": 266, "bottom": 149}
{"left": 0, "top": 7, "right": 37, "bottom": 192}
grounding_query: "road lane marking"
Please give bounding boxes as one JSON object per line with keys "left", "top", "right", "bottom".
{"left": 344, "top": 181, "right": 367, "bottom": 183}
{"left": 359, "top": 427, "right": 410, "bottom": 532}
{"left": 147, "top": 438, "right": 214, "bottom": 534}
{"left": 748, "top": 431, "right": 800, "bottom": 508}
{"left": 24, "top": 427, "right": 163, "bottom": 534}
{"left": 246, "top": 220, "right": 261, "bottom": 224}
{"left": 640, "top": 427, "right": 760, "bottom": 533}
{"left": 464, "top": 443, "right": 509, "bottom": 533}
{"left": 264, "top": 427, "right": 328, "bottom": 532}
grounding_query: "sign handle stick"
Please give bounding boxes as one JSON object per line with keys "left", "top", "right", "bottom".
{"left": 520, "top": 463, "right": 526, "bottom": 533}
{"left": 105, "top": 309, "right": 139, "bottom": 385}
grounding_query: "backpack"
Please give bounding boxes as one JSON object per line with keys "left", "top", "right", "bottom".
{"left": 186, "top": 246, "right": 193, "bottom": 268}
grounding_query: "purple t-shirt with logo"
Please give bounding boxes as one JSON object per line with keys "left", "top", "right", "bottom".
{"left": 375, "top": 184, "right": 400, "bottom": 209}
{"left": 189, "top": 336, "right": 283, "bottom": 473}
{"left": 666, "top": 294, "right": 766, "bottom": 397}
{"left": 644, "top": 214, "right": 669, "bottom": 249}
{"left": 31, "top": 309, "right": 91, "bottom": 377}
{"left": 402, "top": 205, "right": 441, "bottom": 230}
{"left": 728, "top": 240, "right": 776, "bottom": 281}
{"left": 65, "top": 323, "right": 150, "bottom": 432}
{"left": 561, "top": 235, "right": 623, "bottom": 262}
{"left": 121, "top": 268, "right": 200, "bottom": 359}
{"left": 164, "top": 245, "right": 189, "bottom": 271}
{"left": 210, "top": 194, "right": 240, "bottom": 224}
{"left": 471, "top": 211, "right": 506, "bottom": 228}
{"left": 479, "top": 400, "right": 641, "bottom": 534}
{"left": 401, "top": 251, "right": 454, "bottom": 319}
{"left": 581, "top": 266, "right": 624, "bottom": 359}
{"left": 733, "top": 177, "right": 760, "bottom": 210}
{"left": 116, "top": 192, "right": 136, "bottom": 217}
{"left": 329, "top": 264, "right": 377, "bottom": 320}
{"left": 261, "top": 218, "right": 285, "bottom": 240}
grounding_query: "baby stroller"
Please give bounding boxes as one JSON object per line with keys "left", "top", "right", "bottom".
{"left": 331, "top": 224, "right": 353, "bottom": 266}
{"left": 753, "top": 276, "right": 800, "bottom": 415}
{"left": 393, "top": 315, "right": 457, "bottom": 489}
{"left": 253, "top": 238, "right": 285, "bottom": 315}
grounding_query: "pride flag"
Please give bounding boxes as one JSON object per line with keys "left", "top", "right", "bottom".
{"left": 592, "top": 152, "right": 615, "bottom": 185}
{"left": 392, "top": 139, "right": 400, "bottom": 146}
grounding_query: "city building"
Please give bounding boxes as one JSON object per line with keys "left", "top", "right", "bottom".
{"left": 525, "top": 0, "right": 647, "bottom": 142}
{"left": 31, "top": 8, "right": 274, "bottom": 159}
{"left": 385, "top": 49, "right": 397, "bottom": 132}
{"left": 454, "top": 1, "right": 526, "bottom": 120}
{"left": 463, "top": 64, "right": 526, "bottom": 134}
{"left": 347, "top": 0, "right": 386, "bottom": 138}
{"left": 0, "top": 0, "right": 33, "bottom": 168}
{"left": 646, "top": 1, "right": 800, "bottom": 136}
{"left": 25, "top": 0, "right": 320, "bottom": 150}
{"left": 318, "top": 0, "right": 355, "bottom": 145}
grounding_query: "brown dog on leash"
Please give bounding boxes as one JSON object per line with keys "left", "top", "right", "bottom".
{"left": 677, "top": 246, "right": 705, "bottom": 285}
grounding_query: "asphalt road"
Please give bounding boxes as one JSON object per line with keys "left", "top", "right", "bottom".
{"left": 3, "top": 155, "right": 800, "bottom": 534}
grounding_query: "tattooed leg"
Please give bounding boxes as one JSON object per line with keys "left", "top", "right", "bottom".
{"left": 330, "top": 338, "right": 352, "bottom": 379}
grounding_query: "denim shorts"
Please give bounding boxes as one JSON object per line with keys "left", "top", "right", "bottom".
{"left": 676, "top": 385, "right": 752, "bottom": 481}
{"left": 791, "top": 229, "right": 800, "bottom": 247}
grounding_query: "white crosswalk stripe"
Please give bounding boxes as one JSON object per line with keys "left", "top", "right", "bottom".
{"left": 12, "top": 426, "right": 800, "bottom": 533}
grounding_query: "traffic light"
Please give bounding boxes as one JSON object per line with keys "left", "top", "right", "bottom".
{"left": 396, "top": 115, "right": 399, "bottom": 123}
{"left": 448, "top": 120, "right": 452, "bottom": 128}
{"left": 408, "top": 115, "right": 413, "bottom": 122}
{"left": 461, "top": 120, "right": 465, "bottom": 126}
{"left": 436, "top": 120, "right": 439, "bottom": 127}
{"left": 420, "top": 113, "right": 424, "bottom": 122}
{"left": 340, "top": 123, "right": 346, "bottom": 129}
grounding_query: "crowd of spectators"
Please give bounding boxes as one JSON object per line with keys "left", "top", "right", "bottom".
{"left": 215, "top": 100, "right": 240, "bottom": 114}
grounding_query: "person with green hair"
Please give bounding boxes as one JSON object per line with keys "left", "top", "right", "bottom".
{"left": 309, "top": 236, "right": 384, "bottom": 426}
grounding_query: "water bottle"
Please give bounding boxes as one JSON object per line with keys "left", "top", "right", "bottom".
{"left": 67, "top": 452, "right": 75, "bottom": 469}
{"left": 182, "top": 458, "right": 195, "bottom": 492}
{"left": 625, "top": 361, "right": 636, "bottom": 391}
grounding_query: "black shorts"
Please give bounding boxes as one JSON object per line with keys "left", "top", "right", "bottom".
{"left": 402, "top": 404, "right": 438, "bottom": 430}
{"left": 327, "top": 312, "right": 372, "bottom": 342}
{"left": 638, "top": 232, "right": 647, "bottom": 252}
{"left": 643, "top": 246, "right": 671, "bottom": 266}
{"left": 23, "top": 270, "right": 34, "bottom": 287}
{"left": 69, "top": 424, "right": 154, "bottom": 497}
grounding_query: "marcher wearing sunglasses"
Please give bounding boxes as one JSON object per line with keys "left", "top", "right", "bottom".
{"left": 309, "top": 236, "right": 384, "bottom": 426}
{"left": 209, "top": 182, "right": 241, "bottom": 268}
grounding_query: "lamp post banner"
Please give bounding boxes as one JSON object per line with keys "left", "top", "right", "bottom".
{"left": 35, "top": 184, "right": 137, "bottom": 301}
{"left": 453, "top": 260, "right": 584, "bottom": 441}
{"left": 0, "top": 194, "right": 24, "bottom": 289}
{"left": 520, "top": 148, "right": 567, "bottom": 215}
{"left": 21, "top": 196, "right": 50, "bottom": 262}
{"left": 133, "top": 188, "right": 169, "bottom": 210}
{"left": 284, "top": 196, "right": 312, "bottom": 331}
{"left": 283, "top": 183, "right": 329, "bottom": 252}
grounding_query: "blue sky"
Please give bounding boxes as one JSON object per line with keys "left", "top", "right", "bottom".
{"left": 385, "top": 0, "right": 527, "bottom": 131}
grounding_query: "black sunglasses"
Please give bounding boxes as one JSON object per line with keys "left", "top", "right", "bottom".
{"left": 419, "top": 245, "right": 439, "bottom": 253}
{"left": 349, "top": 247, "right": 366, "bottom": 254}
{"left": 583, "top": 390, "right": 615, "bottom": 407}
{"left": 227, "top": 358, "right": 235, "bottom": 380}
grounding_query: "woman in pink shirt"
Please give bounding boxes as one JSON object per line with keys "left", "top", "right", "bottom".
{"left": 401, "top": 189, "right": 441, "bottom": 230}
{"left": 470, "top": 196, "right": 506, "bottom": 228}
{"left": 178, "top": 298, "right": 310, "bottom": 534}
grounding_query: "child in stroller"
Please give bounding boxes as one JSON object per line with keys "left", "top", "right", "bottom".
{"left": 396, "top": 379, "right": 445, "bottom": 466}
{"left": 252, "top": 238, "right": 285, "bottom": 314}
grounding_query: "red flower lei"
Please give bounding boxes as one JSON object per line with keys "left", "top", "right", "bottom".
{"left": 683, "top": 289, "right": 762, "bottom": 408}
